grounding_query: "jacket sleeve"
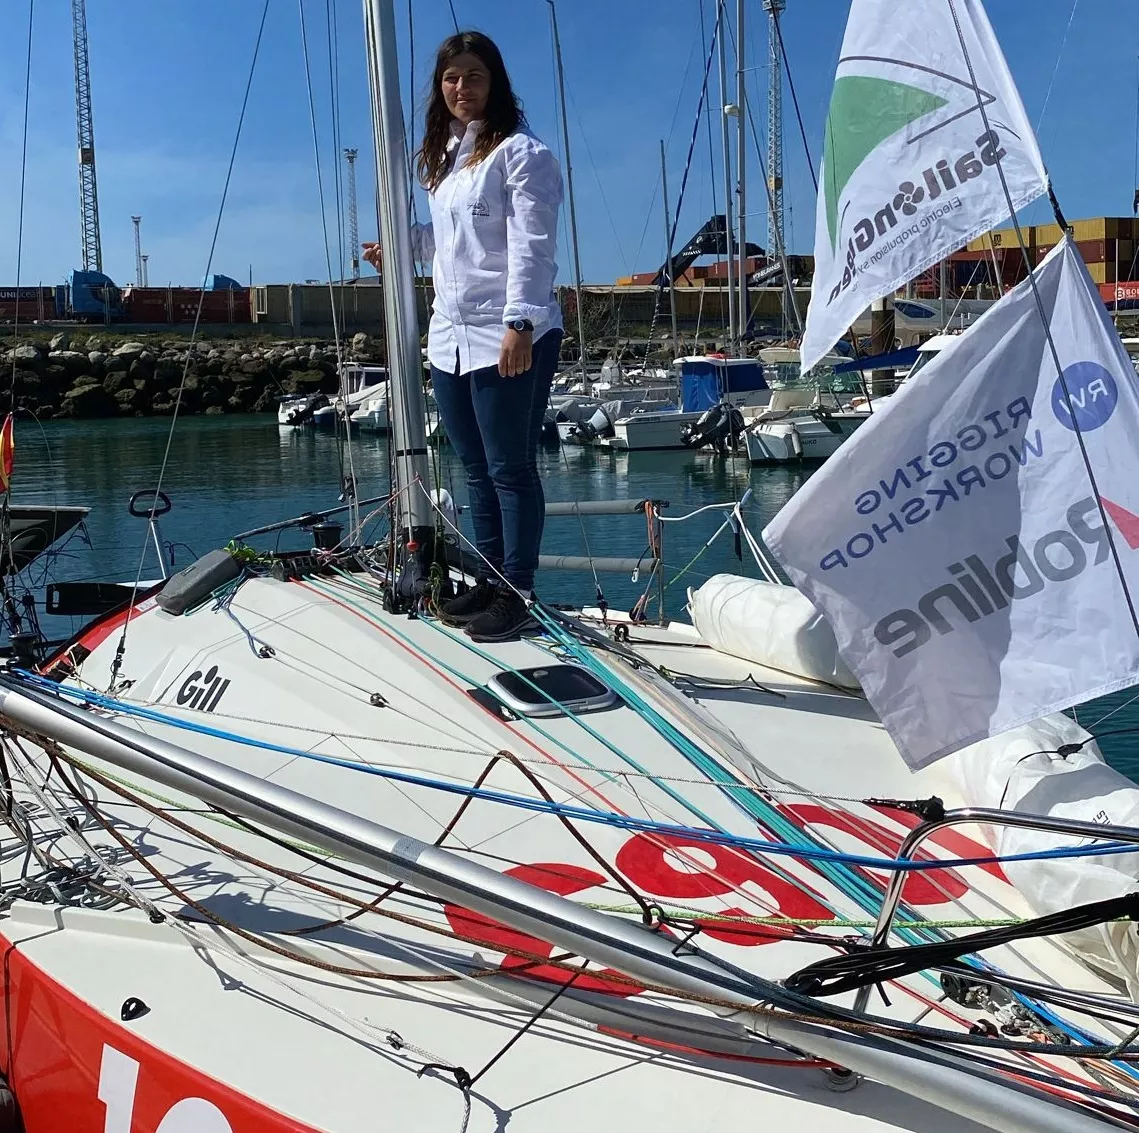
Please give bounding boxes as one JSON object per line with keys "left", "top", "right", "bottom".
{"left": 502, "top": 140, "right": 563, "bottom": 329}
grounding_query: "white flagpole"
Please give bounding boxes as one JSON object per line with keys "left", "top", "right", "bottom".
{"left": 945, "top": 0, "right": 1139, "bottom": 643}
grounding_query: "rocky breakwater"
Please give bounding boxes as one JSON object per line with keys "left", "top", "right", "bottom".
{"left": 0, "top": 331, "right": 382, "bottom": 419}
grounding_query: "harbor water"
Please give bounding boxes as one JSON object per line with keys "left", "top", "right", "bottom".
{"left": 14, "top": 414, "right": 1139, "bottom": 775}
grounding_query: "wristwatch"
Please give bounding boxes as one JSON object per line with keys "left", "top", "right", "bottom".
{"left": 509, "top": 319, "right": 534, "bottom": 333}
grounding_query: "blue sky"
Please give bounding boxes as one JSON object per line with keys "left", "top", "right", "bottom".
{"left": 0, "top": 0, "right": 1135, "bottom": 289}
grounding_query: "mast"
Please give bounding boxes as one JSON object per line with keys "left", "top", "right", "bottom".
{"left": 362, "top": 0, "right": 432, "bottom": 541}
{"left": 660, "top": 140, "right": 680, "bottom": 355}
{"left": 736, "top": 0, "right": 747, "bottom": 342}
{"left": 344, "top": 148, "right": 361, "bottom": 281}
{"left": 716, "top": 2, "right": 737, "bottom": 349}
{"left": 764, "top": 0, "right": 786, "bottom": 327}
{"left": 548, "top": 1, "right": 588, "bottom": 380}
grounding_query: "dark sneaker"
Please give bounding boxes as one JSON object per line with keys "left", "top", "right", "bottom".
{"left": 465, "top": 587, "right": 535, "bottom": 643}
{"left": 438, "top": 579, "right": 497, "bottom": 626}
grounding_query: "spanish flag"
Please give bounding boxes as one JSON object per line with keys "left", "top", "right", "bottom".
{"left": 0, "top": 415, "right": 14, "bottom": 494}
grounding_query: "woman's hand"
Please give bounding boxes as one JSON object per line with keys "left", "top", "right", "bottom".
{"left": 362, "top": 242, "right": 383, "bottom": 272}
{"left": 498, "top": 328, "right": 533, "bottom": 377}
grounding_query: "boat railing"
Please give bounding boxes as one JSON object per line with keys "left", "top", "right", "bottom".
{"left": 539, "top": 497, "right": 667, "bottom": 619}
{"left": 853, "top": 804, "right": 1139, "bottom": 1014}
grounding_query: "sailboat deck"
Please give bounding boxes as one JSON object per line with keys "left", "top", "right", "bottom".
{"left": 0, "top": 571, "right": 1133, "bottom": 1130}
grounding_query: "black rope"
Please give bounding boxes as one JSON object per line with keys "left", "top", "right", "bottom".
{"left": 466, "top": 960, "right": 588, "bottom": 1088}
{"left": 787, "top": 892, "right": 1139, "bottom": 998}
{"left": 772, "top": 9, "right": 816, "bottom": 193}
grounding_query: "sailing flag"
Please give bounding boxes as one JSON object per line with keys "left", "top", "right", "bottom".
{"left": 799, "top": 0, "right": 1048, "bottom": 375}
{"left": 0, "top": 414, "right": 14, "bottom": 494}
{"left": 764, "top": 238, "right": 1139, "bottom": 768}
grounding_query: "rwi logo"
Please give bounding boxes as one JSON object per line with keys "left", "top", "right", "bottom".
{"left": 175, "top": 664, "right": 230, "bottom": 713}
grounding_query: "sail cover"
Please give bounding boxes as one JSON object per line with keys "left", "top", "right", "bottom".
{"left": 799, "top": 0, "right": 1047, "bottom": 375}
{"left": 765, "top": 238, "right": 1139, "bottom": 767}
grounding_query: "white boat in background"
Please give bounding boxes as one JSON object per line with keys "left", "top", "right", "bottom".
{"left": 279, "top": 363, "right": 387, "bottom": 428}
{"left": 565, "top": 356, "right": 771, "bottom": 451}
{"left": 746, "top": 404, "right": 871, "bottom": 463}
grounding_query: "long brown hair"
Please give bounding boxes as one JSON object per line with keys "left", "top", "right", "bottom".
{"left": 415, "top": 31, "right": 526, "bottom": 192}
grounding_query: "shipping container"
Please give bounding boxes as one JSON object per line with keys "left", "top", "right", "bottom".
{"left": 122, "top": 286, "right": 252, "bottom": 324}
{"left": 1100, "top": 281, "right": 1139, "bottom": 308}
{"left": 0, "top": 286, "right": 57, "bottom": 321}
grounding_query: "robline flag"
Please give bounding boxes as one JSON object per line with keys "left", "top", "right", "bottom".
{"left": 766, "top": 237, "right": 1139, "bottom": 768}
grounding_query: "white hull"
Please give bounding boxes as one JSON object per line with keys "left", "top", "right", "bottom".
{"left": 746, "top": 410, "right": 869, "bottom": 463}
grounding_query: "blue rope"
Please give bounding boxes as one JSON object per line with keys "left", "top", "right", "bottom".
{"left": 19, "top": 672, "right": 1139, "bottom": 875}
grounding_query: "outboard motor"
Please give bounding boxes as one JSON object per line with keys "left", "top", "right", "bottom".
{"left": 726, "top": 407, "right": 747, "bottom": 450}
{"left": 681, "top": 404, "right": 726, "bottom": 449}
{"left": 285, "top": 393, "right": 330, "bottom": 426}
{"left": 586, "top": 404, "right": 616, "bottom": 439}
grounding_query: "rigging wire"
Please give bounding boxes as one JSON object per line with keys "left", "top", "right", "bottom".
{"left": 13, "top": 731, "right": 1139, "bottom": 1113}
{"left": 106, "top": 0, "right": 271, "bottom": 688}
{"left": 299, "top": 0, "right": 360, "bottom": 534}
{"left": 1035, "top": 0, "right": 1081, "bottom": 134}
{"left": 2, "top": 0, "right": 36, "bottom": 641}
{"left": 445, "top": 0, "right": 459, "bottom": 34}
{"left": 945, "top": 0, "right": 1139, "bottom": 653}
{"left": 772, "top": 9, "right": 816, "bottom": 193}
{"left": 21, "top": 671, "right": 1139, "bottom": 876}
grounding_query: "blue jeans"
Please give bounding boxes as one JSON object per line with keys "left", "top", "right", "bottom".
{"left": 431, "top": 329, "right": 561, "bottom": 592}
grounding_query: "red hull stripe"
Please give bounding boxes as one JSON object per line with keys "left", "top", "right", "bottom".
{"left": 0, "top": 934, "right": 324, "bottom": 1132}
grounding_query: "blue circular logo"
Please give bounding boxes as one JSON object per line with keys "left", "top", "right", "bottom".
{"left": 1051, "top": 362, "right": 1119, "bottom": 432}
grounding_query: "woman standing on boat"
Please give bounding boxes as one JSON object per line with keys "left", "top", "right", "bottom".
{"left": 363, "top": 31, "right": 564, "bottom": 643}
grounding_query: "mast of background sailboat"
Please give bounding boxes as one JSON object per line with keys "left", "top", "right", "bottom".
{"left": 660, "top": 140, "right": 680, "bottom": 354}
{"left": 363, "top": 0, "right": 432, "bottom": 540}
{"left": 716, "top": 0, "right": 737, "bottom": 351}
{"left": 736, "top": 0, "right": 748, "bottom": 344}
{"left": 548, "top": 1, "right": 588, "bottom": 381}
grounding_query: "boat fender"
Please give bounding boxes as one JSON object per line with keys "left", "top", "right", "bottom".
{"left": 688, "top": 575, "right": 859, "bottom": 689}
{"left": 789, "top": 423, "right": 803, "bottom": 458}
{"left": 155, "top": 548, "right": 243, "bottom": 616}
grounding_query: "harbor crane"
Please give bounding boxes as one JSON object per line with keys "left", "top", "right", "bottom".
{"left": 71, "top": 0, "right": 103, "bottom": 274}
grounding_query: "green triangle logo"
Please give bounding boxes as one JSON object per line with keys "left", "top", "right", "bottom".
{"left": 823, "top": 75, "right": 948, "bottom": 250}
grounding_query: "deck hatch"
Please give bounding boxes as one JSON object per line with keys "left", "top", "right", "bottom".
{"left": 485, "top": 665, "right": 618, "bottom": 718}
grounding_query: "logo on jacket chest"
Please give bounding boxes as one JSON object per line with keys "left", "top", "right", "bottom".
{"left": 468, "top": 194, "right": 490, "bottom": 218}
